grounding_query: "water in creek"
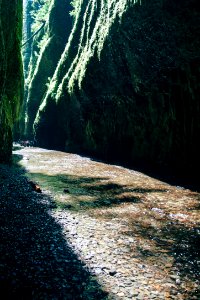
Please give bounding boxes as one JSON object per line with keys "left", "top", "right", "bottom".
{"left": 13, "top": 146, "right": 200, "bottom": 299}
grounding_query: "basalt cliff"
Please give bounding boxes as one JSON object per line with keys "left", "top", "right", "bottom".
{"left": 0, "top": 0, "right": 23, "bottom": 162}
{"left": 24, "top": 0, "right": 200, "bottom": 177}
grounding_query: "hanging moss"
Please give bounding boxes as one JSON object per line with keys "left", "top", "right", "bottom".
{"left": 25, "top": 0, "right": 200, "bottom": 176}
{"left": 24, "top": 0, "right": 73, "bottom": 137}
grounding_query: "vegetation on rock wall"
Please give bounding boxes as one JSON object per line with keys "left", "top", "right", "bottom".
{"left": 24, "top": 0, "right": 200, "bottom": 176}
{"left": 24, "top": 0, "right": 72, "bottom": 137}
{"left": 0, "top": 0, "right": 23, "bottom": 162}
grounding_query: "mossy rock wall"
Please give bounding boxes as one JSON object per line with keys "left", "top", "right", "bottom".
{"left": 29, "top": 0, "right": 200, "bottom": 175}
{"left": 0, "top": 0, "right": 23, "bottom": 162}
{"left": 25, "top": 0, "right": 73, "bottom": 137}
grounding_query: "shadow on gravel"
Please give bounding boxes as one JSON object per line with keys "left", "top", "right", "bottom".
{"left": 12, "top": 153, "right": 24, "bottom": 165}
{"left": 0, "top": 165, "right": 109, "bottom": 299}
{"left": 89, "top": 157, "right": 200, "bottom": 193}
{"left": 19, "top": 172, "right": 168, "bottom": 210}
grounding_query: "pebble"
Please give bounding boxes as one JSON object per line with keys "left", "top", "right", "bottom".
{"left": 109, "top": 269, "right": 117, "bottom": 276}
{"left": 117, "top": 292, "right": 125, "bottom": 297}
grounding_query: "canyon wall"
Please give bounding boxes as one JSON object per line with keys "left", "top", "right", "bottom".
{"left": 25, "top": 0, "right": 200, "bottom": 176}
{"left": 24, "top": 0, "right": 72, "bottom": 137}
{"left": 0, "top": 0, "right": 23, "bottom": 162}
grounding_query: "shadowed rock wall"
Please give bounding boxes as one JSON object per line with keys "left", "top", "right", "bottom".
{"left": 0, "top": 0, "right": 23, "bottom": 162}
{"left": 25, "top": 0, "right": 73, "bottom": 137}
{"left": 26, "top": 0, "right": 200, "bottom": 176}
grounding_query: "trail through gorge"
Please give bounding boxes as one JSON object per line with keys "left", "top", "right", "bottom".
{"left": 0, "top": 145, "right": 199, "bottom": 299}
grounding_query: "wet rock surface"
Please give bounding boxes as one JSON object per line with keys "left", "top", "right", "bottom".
{"left": 0, "top": 146, "right": 199, "bottom": 299}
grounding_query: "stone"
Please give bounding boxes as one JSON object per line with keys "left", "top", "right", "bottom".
{"left": 109, "top": 269, "right": 117, "bottom": 276}
{"left": 117, "top": 292, "right": 125, "bottom": 297}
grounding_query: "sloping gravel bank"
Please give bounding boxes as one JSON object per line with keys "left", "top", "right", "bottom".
{"left": 0, "top": 164, "right": 108, "bottom": 299}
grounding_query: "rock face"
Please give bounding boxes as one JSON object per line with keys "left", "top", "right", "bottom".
{"left": 0, "top": 0, "right": 23, "bottom": 162}
{"left": 24, "top": 0, "right": 72, "bottom": 137}
{"left": 25, "top": 0, "right": 200, "bottom": 175}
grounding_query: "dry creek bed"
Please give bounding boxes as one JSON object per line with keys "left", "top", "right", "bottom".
{"left": 0, "top": 146, "right": 199, "bottom": 299}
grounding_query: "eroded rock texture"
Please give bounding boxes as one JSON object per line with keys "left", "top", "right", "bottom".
{"left": 0, "top": 0, "right": 23, "bottom": 162}
{"left": 25, "top": 0, "right": 200, "bottom": 175}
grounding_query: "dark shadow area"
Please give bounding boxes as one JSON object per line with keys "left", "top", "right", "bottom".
{"left": 85, "top": 183, "right": 124, "bottom": 191}
{"left": 59, "top": 174, "right": 109, "bottom": 186}
{"left": 130, "top": 163, "right": 200, "bottom": 194}
{"left": 88, "top": 154, "right": 200, "bottom": 193}
{"left": 84, "top": 183, "right": 168, "bottom": 194}
{"left": 12, "top": 153, "right": 24, "bottom": 166}
{"left": 79, "top": 195, "right": 141, "bottom": 208}
{"left": 0, "top": 165, "right": 109, "bottom": 299}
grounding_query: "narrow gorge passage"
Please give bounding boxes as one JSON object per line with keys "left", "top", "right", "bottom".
{"left": 1, "top": 0, "right": 200, "bottom": 299}
{"left": 6, "top": 145, "right": 199, "bottom": 299}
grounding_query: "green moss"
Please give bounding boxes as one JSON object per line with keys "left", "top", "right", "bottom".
{"left": 27, "top": 0, "right": 200, "bottom": 175}
{"left": 0, "top": 0, "right": 23, "bottom": 162}
{"left": 31, "top": 0, "right": 52, "bottom": 33}
{"left": 24, "top": 0, "right": 73, "bottom": 137}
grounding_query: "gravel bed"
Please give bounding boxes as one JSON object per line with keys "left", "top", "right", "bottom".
{"left": 1, "top": 157, "right": 199, "bottom": 300}
{"left": 0, "top": 165, "right": 108, "bottom": 299}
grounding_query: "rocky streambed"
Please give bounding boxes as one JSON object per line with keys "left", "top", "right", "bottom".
{"left": 0, "top": 146, "right": 199, "bottom": 299}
